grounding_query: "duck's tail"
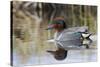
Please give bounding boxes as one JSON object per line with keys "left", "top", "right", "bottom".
{"left": 81, "top": 33, "right": 92, "bottom": 39}
{"left": 86, "top": 33, "right": 92, "bottom": 39}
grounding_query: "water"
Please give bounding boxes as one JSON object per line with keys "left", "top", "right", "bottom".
{"left": 13, "top": 46, "right": 97, "bottom": 66}
{"left": 12, "top": 25, "right": 97, "bottom": 66}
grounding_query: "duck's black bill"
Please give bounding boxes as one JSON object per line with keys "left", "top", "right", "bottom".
{"left": 45, "top": 28, "right": 53, "bottom": 30}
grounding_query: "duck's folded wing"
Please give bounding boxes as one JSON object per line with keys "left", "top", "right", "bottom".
{"left": 56, "top": 26, "right": 88, "bottom": 41}
{"left": 56, "top": 31, "right": 81, "bottom": 41}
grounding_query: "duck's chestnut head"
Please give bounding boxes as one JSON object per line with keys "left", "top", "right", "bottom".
{"left": 46, "top": 17, "right": 67, "bottom": 30}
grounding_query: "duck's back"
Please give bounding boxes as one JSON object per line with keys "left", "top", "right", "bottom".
{"left": 55, "top": 26, "right": 88, "bottom": 41}
{"left": 65, "top": 26, "right": 88, "bottom": 33}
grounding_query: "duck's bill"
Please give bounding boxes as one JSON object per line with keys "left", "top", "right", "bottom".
{"left": 46, "top": 50, "right": 55, "bottom": 54}
{"left": 45, "top": 27, "right": 53, "bottom": 30}
{"left": 46, "top": 24, "right": 54, "bottom": 30}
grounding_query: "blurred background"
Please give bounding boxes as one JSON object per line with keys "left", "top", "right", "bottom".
{"left": 11, "top": 1, "right": 97, "bottom": 66}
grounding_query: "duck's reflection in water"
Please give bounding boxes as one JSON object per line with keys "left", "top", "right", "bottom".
{"left": 47, "top": 47, "right": 68, "bottom": 60}
{"left": 47, "top": 38, "right": 92, "bottom": 61}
